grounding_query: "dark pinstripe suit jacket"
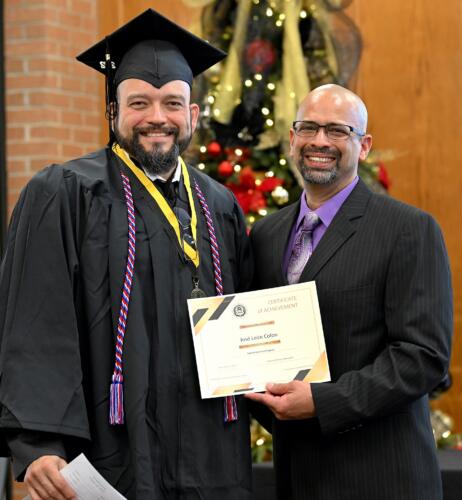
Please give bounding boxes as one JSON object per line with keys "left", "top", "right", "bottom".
{"left": 250, "top": 179, "right": 453, "bottom": 500}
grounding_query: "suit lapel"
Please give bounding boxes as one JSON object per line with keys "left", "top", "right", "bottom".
{"left": 299, "top": 179, "right": 372, "bottom": 282}
{"left": 269, "top": 202, "right": 300, "bottom": 286}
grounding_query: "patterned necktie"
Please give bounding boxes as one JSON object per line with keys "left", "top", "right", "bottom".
{"left": 287, "top": 212, "right": 320, "bottom": 284}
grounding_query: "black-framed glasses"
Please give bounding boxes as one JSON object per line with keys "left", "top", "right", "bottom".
{"left": 292, "top": 121, "right": 366, "bottom": 141}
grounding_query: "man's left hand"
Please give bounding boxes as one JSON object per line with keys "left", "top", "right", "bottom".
{"left": 245, "top": 381, "right": 315, "bottom": 420}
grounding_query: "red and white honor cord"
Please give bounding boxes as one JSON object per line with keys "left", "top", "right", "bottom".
{"left": 109, "top": 172, "right": 136, "bottom": 425}
{"left": 109, "top": 172, "right": 237, "bottom": 425}
{"left": 194, "top": 179, "right": 238, "bottom": 422}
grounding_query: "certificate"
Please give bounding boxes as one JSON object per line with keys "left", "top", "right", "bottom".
{"left": 187, "top": 281, "right": 330, "bottom": 398}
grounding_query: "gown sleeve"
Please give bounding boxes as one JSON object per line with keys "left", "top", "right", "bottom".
{"left": 5, "top": 430, "right": 66, "bottom": 480}
{"left": 0, "top": 166, "right": 91, "bottom": 443}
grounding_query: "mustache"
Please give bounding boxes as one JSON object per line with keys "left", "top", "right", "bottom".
{"left": 301, "top": 145, "right": 339, "bottom": 158}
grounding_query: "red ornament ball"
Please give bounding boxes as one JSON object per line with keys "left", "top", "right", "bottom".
{"left": 207, "top": 141, "right": 222, "bottom": 157}
{"left": 218, "top": 160, "right": 234, "bottom": 178}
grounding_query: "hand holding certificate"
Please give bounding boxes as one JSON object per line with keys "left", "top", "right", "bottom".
{"left": 187, "top": 281, "right": 330, "bottom": 398}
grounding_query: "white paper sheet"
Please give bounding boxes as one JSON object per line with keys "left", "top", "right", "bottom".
{"left": 24, "top": 453, "right": 126, "bottom": 500}
{"left": 188, "top": 281, "right": 330, "bottom": 398}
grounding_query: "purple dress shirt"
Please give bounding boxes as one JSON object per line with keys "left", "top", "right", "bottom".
{"left": 282, "top": 177, "right": 359, "bottom": 276}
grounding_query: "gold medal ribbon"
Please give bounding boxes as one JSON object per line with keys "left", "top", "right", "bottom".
{"left": 112, "top": 143, "right": 200, "bottom": 268}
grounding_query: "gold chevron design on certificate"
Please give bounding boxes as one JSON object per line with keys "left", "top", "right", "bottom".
{"left": 303, "top": 351, "right": 330, "bottom": 382}
{"left": 191, "top": 295, "right": 236, "bottom": 335}
{"left": 212, "top": 382, "right": 254, "bottom": 396}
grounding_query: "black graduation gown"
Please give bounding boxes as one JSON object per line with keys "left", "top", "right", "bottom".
{"left": 0, "top": 147, "right": 253, "bottom": 499}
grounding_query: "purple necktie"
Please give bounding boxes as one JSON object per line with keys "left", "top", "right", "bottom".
{"left": 287, "top": 212, "right": 320, "bottom": 284}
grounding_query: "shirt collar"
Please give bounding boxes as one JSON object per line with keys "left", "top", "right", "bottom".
{"left": 143, "top": 158, "right": 182, "bottom": 183}
{"left": 296, "top": 176, "right": 359, "bottom": 231}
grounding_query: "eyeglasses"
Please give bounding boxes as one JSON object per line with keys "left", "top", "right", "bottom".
{"left": 292, "top": 121, "right": 366, "bottom": 141}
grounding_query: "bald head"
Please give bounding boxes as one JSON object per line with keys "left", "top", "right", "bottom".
{"left": 297, "top": 84, "right": 368, "bottom": 133}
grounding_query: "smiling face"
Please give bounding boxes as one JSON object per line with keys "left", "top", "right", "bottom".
{"left": 290, "top": 85, "right": 372, "bottom": 194}
{"left": 114, "top": 78, "right": 199, "bottom": 178}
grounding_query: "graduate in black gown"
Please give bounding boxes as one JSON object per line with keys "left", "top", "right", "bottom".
{"left": 0, "top": 9, "right": 253, "bottom": 500}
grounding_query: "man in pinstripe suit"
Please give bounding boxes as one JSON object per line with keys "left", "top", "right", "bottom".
{"left": 247, "top": 84, "right": 452, "bottom": 499}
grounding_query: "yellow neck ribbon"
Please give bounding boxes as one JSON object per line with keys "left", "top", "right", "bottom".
{"left": 112, "top": 143, "right": 200, "bottom": 268}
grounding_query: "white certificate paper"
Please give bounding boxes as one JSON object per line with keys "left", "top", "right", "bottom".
{"left": 24, "top": 453, "right": 126, "bottom": 500}
{"left": 187, "top": 281, "right": 330, "bottom": 398}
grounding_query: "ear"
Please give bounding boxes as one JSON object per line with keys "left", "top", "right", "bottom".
{"left": 289, "top": 127, "right": 296, "bottom": 158}
{"left": 190, "top": 103, "right": 200, "bottom": 133}
{"left": 359, "top": 134, "right": 372, "bottom": 161}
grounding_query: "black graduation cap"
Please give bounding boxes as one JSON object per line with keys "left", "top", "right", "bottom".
{"left": 76, "top": 8, "right": 226, "bottom": 92}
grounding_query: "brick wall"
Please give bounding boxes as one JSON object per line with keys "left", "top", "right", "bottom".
{"left": 5, "top": 0, "right": 103, "bottom": 216}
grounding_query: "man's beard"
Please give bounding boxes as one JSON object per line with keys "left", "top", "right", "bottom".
{"left": 114, "top": 125, "right": 192, "bottom": 177}
{"left": 297, "top": 146, "right": 340, "bottom": 185}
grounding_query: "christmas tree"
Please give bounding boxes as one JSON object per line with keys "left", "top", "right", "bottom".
{"left": 184, "top": 0, "right": 390, "bottom": 228}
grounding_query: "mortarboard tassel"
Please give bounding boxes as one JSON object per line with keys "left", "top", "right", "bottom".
{"left": 104, "top": 37, "right": 117, "bottom": 145}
